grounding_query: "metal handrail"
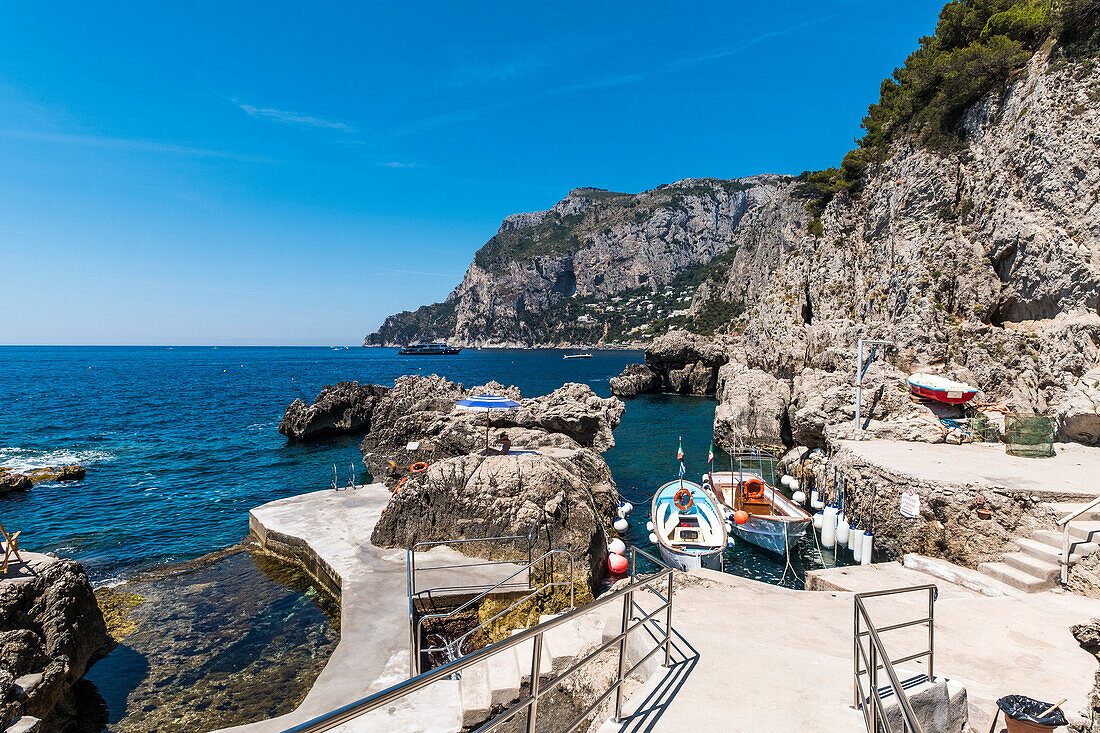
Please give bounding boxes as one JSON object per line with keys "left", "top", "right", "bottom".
{"left": 416, "top": 549, "right": 575, "bottom": 663}
{"left": 407, "top": 531, "right": 536, "bottom": 673}
{"left": 286, "top": 545, "right": 674, "bottom": 733}
{"left": 853, "top": 584, "right": 937, "bottom": 733}
{"left": 1057, "top": 496, "right": 1100, "bottom": 584}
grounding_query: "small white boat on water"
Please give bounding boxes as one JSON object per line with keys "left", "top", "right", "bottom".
{"left": 562, "top": 353, "right": 593, "bottom": 360}
{"left": 705, "top": 470, "right": 812, "bottom": 555}
{"left": 649, "top": 479, "right": 726, "bottom": 571}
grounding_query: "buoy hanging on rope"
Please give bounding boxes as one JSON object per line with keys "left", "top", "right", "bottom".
{"left": 813, "top": 511, "right": 824, "bottom": 529}
{"left": 780, "top": 474, "right": 793, "bottom": 488}
{"left": 821, "top": 506, "right": 837, "bottom": 549}
{"left": 860, "top": 532, "right": 873, "bottom": 565}
{"left": 648, "top": 532, "right": 658, "bottom": 545}
{"left": 789, "top": 478, "right": 800, "bottom": 491}
{"left": 646, "top": 521, "right": 654, "bottom": 532}
{"left": 613, "top": 517, "right": 629, "bottom": 532}
{"left": 849, "top": 525, "right": 863, "bottom": 557}
{"left": 836, "top": 514, "right": 850, "bottom": 545}
{"left": 608, "top": 553, "right": 628, "bottom": 574}
{"left": 725, "top": 522, "right": 733, "bottom": 534}
{"left": 608, "top": 538, "right": 626, "bottom": 555}
{"left": 792, "top": 490, "right": 807, "bottom": 505}
{"left": 618, "top": 501, "right": 633, "bottom": 516}
{"left": 811, "top": 489, "right": 825, "bottom": 510}
{"left": 733, "top": 510, "right": 749, "bottom": 525}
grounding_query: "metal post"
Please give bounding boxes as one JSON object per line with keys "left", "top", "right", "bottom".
{"left": 663, "top": 571, "right": 673, "bottom": 668}
{"left": 614, "top": 590, "right": 632, "bottom": 722}
{"left": 927, "top": 588, "right": 935, "bottom": 682}
{"left": 525, "top": 634, "right": 543, "bottom": 733}
{"left": 1063, "top": 524, "right": 1071, "bottom": 585}
{"left": 853, "top": 604, "right": 861, "bottom": 708}
{"left": 855, "top": 340, "right": 864, "bottom": 430}
{"left": 869, "top": 641, "right": 879, "bottom": 732}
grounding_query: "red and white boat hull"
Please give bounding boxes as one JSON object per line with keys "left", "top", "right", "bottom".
{"left": 907, "top": 373, "right": 978, "bottom": 405}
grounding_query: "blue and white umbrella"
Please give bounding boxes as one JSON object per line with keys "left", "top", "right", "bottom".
{"left": 456, "top": 394, "right": 521, "bottom": 450}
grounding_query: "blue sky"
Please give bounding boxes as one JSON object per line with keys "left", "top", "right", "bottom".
{"left": 0, "top": 1, "right": 944, "bottom": 345}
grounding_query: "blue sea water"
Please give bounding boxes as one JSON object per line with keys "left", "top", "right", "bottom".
{"left": 0, "top": 346, "right": 832, "bottom": 587}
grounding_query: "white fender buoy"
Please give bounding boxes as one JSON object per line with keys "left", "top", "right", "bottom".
{"left": 810, "top": 489, "right": 825, "bottom": 510}
{"left": 725, "top": 522, "right": 733, "bottom": 534}
{"left": 608, "top": 553, "right": 628, "bottom": 574}
{"left": 836, "top": 514, "right": 850, "bottom": 545}
{"left": 780, "top": 474, "right": 793, "bottom": 488}
{"left": 608, "top": 538, "right": 626, "bottom": 555}
{"left": 789, "top": 478, "right": 800, "bottom": 491}
{"left": 821, "top": 506, "right": 837, "bottom": 549}
{"left": 648, "top": 532, "right": 659, "bottom": 545}
{"left": 792, "top": 490, "right": 807, "bottom": 505}
{"left": 646, "top": 521, "right": 654, "bottom": 532}
{"left": 860, "top": 532, "right": 873, "bottom": 565}
{"left": 613, "top": 517, "right": 629, "bottom": 532}
{"left": 849, "top": 525, "right": 862, "bottom": 556}
{"left": 813, "top": 511, "right": 824, "bottom": 529}
{"left": 620, "top": 501, "right": 633, "bottom": 515}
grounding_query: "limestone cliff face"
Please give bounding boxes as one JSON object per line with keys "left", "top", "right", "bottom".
{"left": 710, "top": 49, "right": 1100, "bottom": 433}
{"left": 366, "top": 177, "right": 807, "bottom": 347}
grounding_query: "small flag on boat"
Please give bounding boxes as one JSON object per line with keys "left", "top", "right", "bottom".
{"left": 708, "top": 443, "right": 714, "bottom": 463}
{"left": 678, "top": 461, "right": 685, "bottom": 477}
{"left": 677, "top": 437, "right": 683, "bottom": 461}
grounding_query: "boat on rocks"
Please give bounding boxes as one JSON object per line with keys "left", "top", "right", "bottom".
{"left": 648, "top": 479, "right": 726, "bottom": 571}
{"left": 397, "top": 342, "right": 462, "bottom": 355}
{"left": 705, "top": 461, "right": 812, "bottom": 556}
{"left": 906, "top": 372, "right": 978, "bottom": 405}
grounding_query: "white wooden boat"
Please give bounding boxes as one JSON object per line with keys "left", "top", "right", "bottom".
{"left": 705, "top": 470, "right": 812, "bottom": 555}
{"left": 649, "top": 480, "right": 726, "bottom": 571}
{"left": 906, "top": 372, "right": 978, "bottom": 405}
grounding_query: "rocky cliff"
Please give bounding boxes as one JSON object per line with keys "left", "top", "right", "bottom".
{"left": 366, "top": 176, "right": 806, "bottom": 347}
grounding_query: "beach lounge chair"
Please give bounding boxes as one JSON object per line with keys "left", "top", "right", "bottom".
{"left": 1, "top": 522, "right": 23, "bottom": 574}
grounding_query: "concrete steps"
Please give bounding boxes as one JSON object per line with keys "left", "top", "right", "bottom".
{"left": 977, "top": 501, "right": 1100, "bottom": 593}
{"left": 457, "top": 610, "right": 615, "bottom": 729}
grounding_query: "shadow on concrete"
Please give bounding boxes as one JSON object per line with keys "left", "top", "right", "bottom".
{"left": 605, "top": 619, "right": 700, "bottom": 733}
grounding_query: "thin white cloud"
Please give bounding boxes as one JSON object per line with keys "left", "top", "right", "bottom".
{"left": 382, "top": 161, "right": 417, "bottom": 168}
{"left": 235, "top": 101, "right": 354, "bottom": 132}
{"left": 0, "top": 129, "right": 275, "bottom": 163}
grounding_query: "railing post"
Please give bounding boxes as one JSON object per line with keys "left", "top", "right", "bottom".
{"left": 663, "top": 570, "right": 673, "bottom": 668}
{"left": 614, "top": 589, "right": 632, "bottom": 722}
{"left": 525, "top": 633, "right": 543, "bottom": 733}
{"left": 927, "top": 588, "right": 935, "bottom": 683}
{"left": 869, "top": 641, "right": 878, "bottom": 732}
{"left": 1063, "top": 524, "right": 1071, "bottom": 585}
{"left": 853, "top": 603, "right": 860, "bottom": 709}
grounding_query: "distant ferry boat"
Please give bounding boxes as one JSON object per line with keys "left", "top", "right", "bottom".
{"left": 397, "top": 342, "right": 462, "bottom": 355}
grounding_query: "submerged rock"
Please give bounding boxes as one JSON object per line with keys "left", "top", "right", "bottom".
{"left": 609, "top": 364, "right": 661, "bottom": 397}
{"left": 279, "top": 381, "right": 390, "bottom": 441}
{"left": 0, "top": 555, "right": 111, "bottom": 732}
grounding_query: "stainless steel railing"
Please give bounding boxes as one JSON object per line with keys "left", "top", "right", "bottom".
{"left": 285, "top": 545, "right": 674, "bottom": 733}
{"left": 1058, "top": 496, "right": 1100, "bottom": 584}
{"left": 853, "top": 584, "right": 937, "bottom": 733}
{"left": 416, "top": 548, "right": 575, "bottom": 669}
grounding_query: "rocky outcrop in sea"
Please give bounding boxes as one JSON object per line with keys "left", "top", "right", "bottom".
{"left": 0, "top": 465, "right": 86, "bottom": 495}
{"left": 358, "top": 375, "right": 624, "bottom": 585}
{"left": 279, "top": 381, "right": 391, "bottom": 441}
{"left": 0, "top": 554, "right": 111, "bottom": 732}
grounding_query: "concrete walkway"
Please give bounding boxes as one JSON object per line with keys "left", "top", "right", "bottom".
{"left": 216, "top": 485, "right": 525, "bottom": 733}
{"left": 601, "top": 563, "right": 1100, "bottom": 732}
{"left": 841, "top": 440, "right": 1100, "bottom": 497}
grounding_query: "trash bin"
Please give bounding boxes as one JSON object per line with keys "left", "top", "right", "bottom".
{"left": 997, "top": 696, "right": 1067, "bottom": 732}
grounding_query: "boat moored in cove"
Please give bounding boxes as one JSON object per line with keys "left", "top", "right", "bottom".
{"left": 705, "top": 449, "right": 812, "bottom": 555}
{"left": 648, "top": 479, "right": 726, "bottom": 571}
{"left": 397, "top": 342, "right": 463, "bottom": 355}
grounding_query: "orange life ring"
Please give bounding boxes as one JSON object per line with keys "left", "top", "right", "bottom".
{"left": 674, "top": 487, "right": 694, "bottom": 512}
{"left": 742, "top": 478, "right": 766, "bottom": 500}
{"left": 409, "top": 462, "right": 429, "bottom": 473}
{"left": 395, "top": 476, "right": 409, "bottom": 492}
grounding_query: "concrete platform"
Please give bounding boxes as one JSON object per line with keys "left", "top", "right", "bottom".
{"left": 601, "top": 564, "right": 1100, "bottom": 732}
{"left": 215, "top": 485, "right": 526, "bottom": 733}
{"left": 840, "top": 440, "right": 1100, "bottom": 498}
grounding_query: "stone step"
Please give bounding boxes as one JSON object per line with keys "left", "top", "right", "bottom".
{"left": 1068, "top": 520, "right": 1100, "bottom": 543}
{"left": 511, "top": 632, "right": 554, "bottom": 682}
{"left": 1002, "top": 552, "right": 1060, "bottom": 581}
{"left": 1028, "top": 530, "right": 1099, "bottom": 559}
{"left": 485, "top": 646, "right": 521, "bottom": 706}
{"left": 1045, "top": 502, "right": 1100, "bottom": 523}
{"left": 458, "top": 660, "right": 492, "bottom": 728}
{"left": 978, "top": 562, "right": 1055, "bottom": 593}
